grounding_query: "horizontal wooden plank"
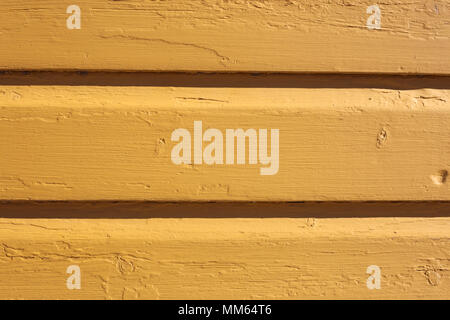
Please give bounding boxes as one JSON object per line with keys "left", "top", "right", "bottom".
{"left": 0, "top": 0, "right": 449, "bottom": 74}
{"left": 0, "top": 216, "right": 449, "bottom": 299}
{"left": 1, "top": 84, "right": 450, "bottom": 201}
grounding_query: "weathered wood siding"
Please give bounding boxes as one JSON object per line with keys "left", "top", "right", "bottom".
{"left": 0, "top": 0, "right": 449, "bottom": 73}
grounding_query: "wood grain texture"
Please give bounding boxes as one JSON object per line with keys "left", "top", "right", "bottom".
{"left": 1, "top": 83, "right": 449, "bottom": 201}
{"left": 0, "top": 0, "right": 449, "bottom": 74}
{"left": 0, "top": 216, "right": 449, "bottom": 299}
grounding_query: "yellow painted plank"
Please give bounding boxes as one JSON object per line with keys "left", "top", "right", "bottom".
{"left": 0, "top": 216, "right": 449, "bottom": 299}
{"left": 1, "top": 83, "right": 450, "bottom": 201}
{"left": 0, "top": 0, "right": 449, "bottom": 74}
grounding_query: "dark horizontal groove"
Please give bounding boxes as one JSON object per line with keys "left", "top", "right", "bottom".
{"left": 1, "top": 201, "right": 450, "bottom": 218}
{"left": 1, "top": 71, "right": 450, "bottom": 89}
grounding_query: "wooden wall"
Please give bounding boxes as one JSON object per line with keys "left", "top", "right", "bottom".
{"left": 0, "top": 1, "right": 449, "bottom": 299}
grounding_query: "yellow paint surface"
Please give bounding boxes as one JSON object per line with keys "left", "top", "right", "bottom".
{"left": 1, "top": 0, "right": 449, "bottom": 299}
{"left": 1, "top": 80, "right": 449, "bottom": 200}
{"left": 0, "top": 212, "right": 449, "bottom": 299}
{"left": 0, "top": 0, "right": 449, "bottom": 73}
